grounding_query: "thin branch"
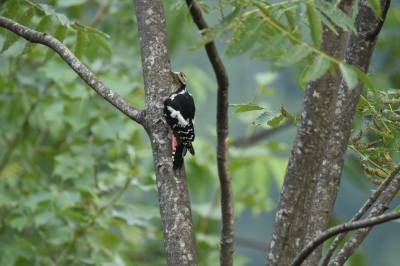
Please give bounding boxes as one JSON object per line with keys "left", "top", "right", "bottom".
{"left": 321, "top": 164, "right": 400, "bottom": 265}
{"left": 331, "top": 167, "right": 400, "bottom": 265}
{"left": 186, "top": 1, "right": 234, "bottom": 265}
{"left": 232, "top": 120, "right": 293, "bottom": 147}
{"left": 291, "top": 211, "right": 400, "bottom": 266}
{"left": 0, "top": 15, "right": 145, "bottom": 126}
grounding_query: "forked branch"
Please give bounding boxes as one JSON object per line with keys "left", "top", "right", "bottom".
{"left": 291, "top": 210, "right": 400, "bottom": 266}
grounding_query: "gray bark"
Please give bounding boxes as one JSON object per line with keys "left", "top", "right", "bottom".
{"left": 267, "top": 0, "right": 391, "bottom": 264}
{"left": 135, "top": 1, "right": 197, "bottom": 265}
{"left": 0, "top": 1, "right": 198, "bottom": 264}
{"left": 266, "top": 2, "right": 352, "bottom": 265}
{"left": 305, "top": 0, "right": 390, "bottom": 265}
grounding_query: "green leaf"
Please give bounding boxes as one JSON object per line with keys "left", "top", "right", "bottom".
{"left": 267, "top": 114, "right": 285, "bottom": 128}
{"left": 255, "top": 2, "right": 292, "bottom": 36}
{"left": 1, "top": 7, "right": 35, "bottom": 53}
{"left": 54, "top": 154, "right": 79, "bottom": 180}
{"left": 55, "top": 191, "right": 81, "bottom": 210}
{"left": 306, "top": 3, "right": 323, "bottom": 48}
{"left": 34, "top": 211, "right": 56, "bottom": 226}
{"left": 340, "top": 63, "right": 358, "bottom": 90}
{"left": 22, "top": 15, "right": 53, "bottom": 54}
{"left": 319, "top": 13, "right": 339, "bottom": 35}
{"left": 300, "top": 55, "right": 331, "bottom": 87}
{"left": 58, "top": 0, "right": 87, "bottom": 7}
{"left": 36, "top": 15, "right": 55, "bottom": 31}
{"left": 220, "top": 7, "right": 242, "bottom": 27}
{"left": 74, "top": 27, "right": 88, "bottom": 59}
{"left": 91, "top": 120, "right": 118, "bottom": 140}
{"left": 9, "top": 216, "right": 30, "bottom": 231}
{"left": 281, "top": 106, "right": 299, "bottom": 123}
{"left": 44, "top": 24, "right": 68, "bottom": 61}
{"left": 315, "top": 0, "right": 355, "bottom": 32}
{"left": 231, "top": 103, "right": 264, "bottom": 113}
{"left": 23, "top": 192, "right": 53, "bottom": 210}
{"left": 197, "top": 233, "right": 219, "bottom": 247}
{"left": 284, "top": 7, "right": 297, "bottom": 30}
{"left": 88, "top": 31, "right": 112, "bottom": 57}
{"left": 275, "top": 44, "right": 312, "bottom": 66}
{"left": 2, "top": 0, "right": 23, "bottom": 18}
{"left": 255, "top": 111, "right": 274, "bottom": 125}
{"left": 352, "top": 66, "right": 375, "bottom": 90}
{"left": 111, "top": 210, "right": 148, "bottom": 227}
{"left": 367, "top": 0, "right": 382, "bottom": 17}
{"left": 226, "top": 19, "right": 263, "bottom": 56}
{"left": 1, "top": 30, "right": 19, "bottom": 54}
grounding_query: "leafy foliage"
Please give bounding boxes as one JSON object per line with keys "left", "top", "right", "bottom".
{"left": 0, "top": 0, "right": 399, "bottom": 265}
{"left": 0, "top": 0, "right": 158, "bottom": 265}
{"left": 351, "top": 90, "right": 400, "bottom": 183}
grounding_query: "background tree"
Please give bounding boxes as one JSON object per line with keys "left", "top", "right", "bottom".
{"left": 0, "top": 0, "right": 400, "bottom": 266}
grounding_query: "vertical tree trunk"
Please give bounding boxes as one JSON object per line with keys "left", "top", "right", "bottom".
{"left": 135, "top": 1, "right": 197, "bottom": 265}
{"left": 267, "top": 0, "right": 390, "bottom": 265}
{"left": 266, "top": 2, "right": 352, "bottom": 264}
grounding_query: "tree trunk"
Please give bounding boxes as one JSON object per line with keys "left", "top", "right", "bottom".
{"left": 135, "top": 1, "right": 197, "bottom": 265}
{"left": 266, "top": 2, "right": 352, "bottom": 264}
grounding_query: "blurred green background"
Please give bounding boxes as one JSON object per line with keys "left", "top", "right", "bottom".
{"left": 0, "top": 0, "right": 399, "bottom": 265}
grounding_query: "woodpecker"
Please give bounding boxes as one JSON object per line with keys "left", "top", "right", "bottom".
{"left": 164, "top": 72, "right": 195, "bottom": 169}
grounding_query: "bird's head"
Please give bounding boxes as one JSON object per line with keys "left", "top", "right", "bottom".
{"left": 172, "top": 71, "right": 187, "bottom": 86}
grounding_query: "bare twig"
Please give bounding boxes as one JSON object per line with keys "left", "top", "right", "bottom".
{"left": 232, "top": 120, "right": 293, "bottom": 147}
{"left": 291, "top": 210, "right": 400, "bottom": 266}
{"left": 186, "top": 1, "right": 234, "bottom": 265}
{"left": 331, "top": 167, "right": 400, "bottom": 265}
{"left": 0, "top": 16, "right": 145, "bottom": 125}
{"left": 321, "top": 164, "right": 400, "bottom": 265}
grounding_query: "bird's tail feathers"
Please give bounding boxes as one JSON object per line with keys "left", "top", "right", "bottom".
{"left": 187, "top": 143, "right": 195, "bottom": 155}
{"left": 173, "top": 144, "right": 184, "bottom": 169}
{"left": 173, "top": 142, "right": 195, "bottom": 169}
